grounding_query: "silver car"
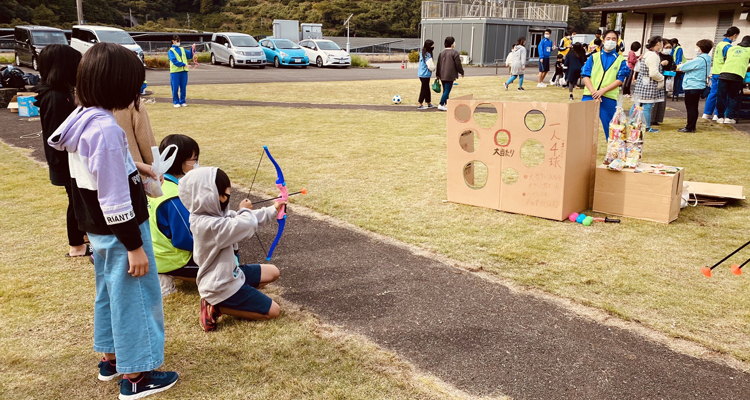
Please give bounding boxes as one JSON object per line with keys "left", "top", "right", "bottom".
{"left": 210, "top": 33, "right": 266, "bottom": 69}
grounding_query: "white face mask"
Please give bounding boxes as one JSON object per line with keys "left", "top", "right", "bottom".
{"left": 571, "top": 35, "right": 576, "bottom": 39}
{"left": 175, "top": 42, "right": 181, "bottom": 47}
{"left": 193, "top": 161, "right": 199, "bottom": 169}
{"left": 544, "top": 34, "right": 550, "bottom": 39}
{"left": 695, "top": 48, "right": 701, "bottom": 56}
{"left": 662, "top": 49, "right": 672, "bottom": 55}
{"left": 603, "top": 40, "right": 616, "bottom": 51}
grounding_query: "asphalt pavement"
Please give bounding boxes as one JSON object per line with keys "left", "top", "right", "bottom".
{"left": 3, "top": 107, "right": 750, "bottom": 399}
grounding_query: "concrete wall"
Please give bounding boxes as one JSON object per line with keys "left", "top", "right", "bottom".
{"left": 622, "top": 4, "right": 750, "bottom": 61}
{"left": 423, "top": 20, "right": 487, "bottom": 64}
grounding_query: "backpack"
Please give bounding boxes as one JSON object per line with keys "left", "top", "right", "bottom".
{"left": 23, "top": 73, "right": 41, "bottom": 86}
{"left": 1, "top": 67, "right": 26, "bottom": 89}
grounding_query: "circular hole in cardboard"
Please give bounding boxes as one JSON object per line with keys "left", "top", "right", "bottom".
{"left": 473, "top": 103, "right": 499, "bottom": 129}
{"left": 524, "top": 110, "right": 546, "bottom": 131}
{"left": 502, "top": 168, "right": 519, "bottom": 185}
{"left": 520, "top": 139, "right": 545, "bottom": 167}
{"left": 460, "top": 130, "right": 480, "bottom": 153}
{"left": 494, "top": 129, "right": 510, "bottom": 147}
{"left": 463, "top": 161, "right": 488, "bottom": 189}
{"left": 455, "top": 104, "right": 472, "bottom": 123}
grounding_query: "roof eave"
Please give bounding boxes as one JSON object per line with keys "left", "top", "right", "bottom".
{"left": 582, "top": 0, "right": 744, "bottom": 13}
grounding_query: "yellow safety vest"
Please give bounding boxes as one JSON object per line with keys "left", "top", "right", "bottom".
{"left": 560, "top": 37, "right": 571, "bottom": 56}
{"left": 148, "top": 179, "right": 192, "bottom": 273}
{"left": 720, "top": 45, "right": 750, "bottom": 78}
{"left": 590, "top": 39, "right": 600, "bottom": 53}
{"left": 712, "top": 41, "right": 732, "bottom": 75}
{"left": 583, "top": 52, "right": 626, "bottom": 101}
{"left": 169, "top": 47, "right": 189, "bottom": 73}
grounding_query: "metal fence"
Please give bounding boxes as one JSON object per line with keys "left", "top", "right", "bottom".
{"left": 136, "top": 41, "right": 209, "bottom": 54}
{"left": 421, "top": 0, "right": 568, "bottom": 22}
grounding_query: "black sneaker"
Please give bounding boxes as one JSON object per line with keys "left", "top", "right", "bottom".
{"left": 98, "top": 358, "right": 121, "bottom": 381}
{"left": 118, "top": 371, "right": 178, "bottom": 400}
{"left": 677, "top": 127, "right": 695, "bottom": 133}
{"left": 517, "top": 87, "right": 525, "bottom": 91}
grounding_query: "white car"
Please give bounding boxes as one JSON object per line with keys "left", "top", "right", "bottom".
{"left": 210, "top": 33, "right": 266, "bottom": 69}
{"left": 299, "top": 39, "right": 351, "bottom": 68}
{"left": 71, "top": 25, "right": 144, "bottom": 64}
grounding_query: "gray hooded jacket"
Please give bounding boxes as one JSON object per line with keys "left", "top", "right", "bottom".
{"left": 179, "top": 167, "right": 277, "bottom": 305}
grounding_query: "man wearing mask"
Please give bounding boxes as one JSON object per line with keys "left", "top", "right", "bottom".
{"left": 703, "top": 26, "right": 741, "bottom": 120}
{"left": 581, "top": 30, "right": 629, "bottom": 140}
{"left": 168, "top": 35, "right": 195, "bottom": 108}
{"left": 558, "top": 30, "right": 573, "bottom": 58}
{"left": 537, "top": 29, "right": 556, "bottom": 87}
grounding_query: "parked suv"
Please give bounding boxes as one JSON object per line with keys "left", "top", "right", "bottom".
{"left": 14, "top": 26, "right": 68, "bottom": 71}
{"left": 210, "top": 33, "right": 266, "bottom": 68}
{"left": 71, "top": 25, "right": 145, "bottom": 64}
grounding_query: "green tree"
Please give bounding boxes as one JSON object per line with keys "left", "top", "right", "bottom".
{"left": 0, "top": 0, "right": 18, "bottom": 24}
{"left": 201, "top": 0, "right": 213, "bottom": 14}
{"left": 33, "top": 4, "right": 59, "bottom": 25}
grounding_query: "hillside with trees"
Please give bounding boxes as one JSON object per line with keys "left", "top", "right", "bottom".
{"left": 0, "top": 0, "right": 605, "bottom": 37}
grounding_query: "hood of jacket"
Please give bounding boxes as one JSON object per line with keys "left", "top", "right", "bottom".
{"left": 47, "top": 106, "right": 113, "bottom": 153}
{"left": 179, "top": 166, "right": 225, "bottom": 217}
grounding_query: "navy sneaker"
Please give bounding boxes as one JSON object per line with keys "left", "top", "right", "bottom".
{"left": 98, "top": 358, "right": 121, "bottom": 381}
{"left": 118, "top": 370, "right": 178, "bottom": 400}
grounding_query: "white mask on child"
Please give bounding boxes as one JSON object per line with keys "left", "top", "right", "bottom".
{"left": 193, "top": 161, "right": 199, "bottom": 169}
{"left": 603, "top": 40, "right": 616, "bottom": 51}
{"left": 695, "top": 48, "right": 701, "bottom": 56}
{"left": 544, "top": 34, "right": 550, "bottom": 39}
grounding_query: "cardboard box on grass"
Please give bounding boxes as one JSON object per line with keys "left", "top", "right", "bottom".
{"left": 446, "top": 95, "right": 599, "bottom": 221}
{"left": 7, "top": 92, "right": 36, "bottom": 114}
{"left": 593, "top": 164, "right": 685, "bottom": 224}
{"left": 18, "top": 95, "right": 39, "bottom": 117}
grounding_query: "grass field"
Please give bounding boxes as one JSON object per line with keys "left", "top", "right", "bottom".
{"left": 141, "top": 83, "right": 750, "bottom": 363}
{"left": 0, "top": 143, "right": 495, "bottom": 399}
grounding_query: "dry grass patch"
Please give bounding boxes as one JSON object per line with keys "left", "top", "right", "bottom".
{"left": 142, "top": 94, "right": 750, "bottom": 362}
{"left": 0, "top": 142, "right": 496, "bottom": 400}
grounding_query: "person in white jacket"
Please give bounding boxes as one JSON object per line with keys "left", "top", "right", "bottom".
{"left": 505, "top": 37, "right": 527, "bottom": 91}
{"left": 179, "top": 167, "right": 284, "bottom": 332}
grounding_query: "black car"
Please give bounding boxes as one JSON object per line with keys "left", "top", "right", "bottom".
{"left": 15, "top": 25, "right": 68, "bottom": 71}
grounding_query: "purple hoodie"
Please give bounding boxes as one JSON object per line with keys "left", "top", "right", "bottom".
{"left": 48, "top": 106, "right": 149, "bottom": 250}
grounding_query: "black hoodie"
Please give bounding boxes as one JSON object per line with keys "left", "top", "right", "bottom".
{"left": 34, "top": 85, "right": 76, "bottom": 186}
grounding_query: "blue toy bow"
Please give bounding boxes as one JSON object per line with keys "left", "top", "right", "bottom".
{"left": 249, "top": 146, "right": 287, "bottom": 261}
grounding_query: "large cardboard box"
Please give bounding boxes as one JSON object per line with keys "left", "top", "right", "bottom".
{"left": 593, "top": 164, "right": 684, "bottom": 223}
{"left": 446, "top": 95, "right": 599, "bottom": 221}
{"left": 18, "top": 95, "right": 39, "bottom": 117}
{"left": 7, "top": 91, "right": 36, "bottom": 113}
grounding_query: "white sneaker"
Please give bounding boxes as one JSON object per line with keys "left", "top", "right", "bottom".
{"left": 437, "top": 105, "right": 447, "bottom": 111}
{"left": 713, "top": 114, "right": 719, "bottom": 121}
{"left": 716, "top": 118, "right": 725, "bottom": 124}
{"left": 701, "top": 114, "right": 712, "bottom": 120}
{"left": 536, "top": 83, "right": 545, "bottom": 87}
{"left": 174, "top": 104, "right": 180, "bottom": 108}
{"left": 180, "top": 103, "right": 187, "bottom": 107}
{"left": 723, "top": 118, "right": 736, "bottom": 124}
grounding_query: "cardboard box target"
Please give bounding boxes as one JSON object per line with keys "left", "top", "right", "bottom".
{"left": 446, "top": 95, "right": 599, "bottom": 221}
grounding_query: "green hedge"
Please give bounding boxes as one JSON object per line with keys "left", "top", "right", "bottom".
{"left": 350, "top": 55, "right": 370, "bottom": 68}
{"left": 145, "top": 52, "right": 210, "bottom": 69}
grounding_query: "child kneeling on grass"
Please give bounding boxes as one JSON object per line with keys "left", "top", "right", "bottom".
{"left": 48, "top": 43, "right": 178, "bottom": 399}
{"left": 179, "top": 167, "right": 283, "bottom": 332}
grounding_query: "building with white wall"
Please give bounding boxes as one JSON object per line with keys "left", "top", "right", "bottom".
{"left": 583, "top": 0, "right": 750, "bottom": 58}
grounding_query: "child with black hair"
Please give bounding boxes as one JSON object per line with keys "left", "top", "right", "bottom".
{"left": 34, "top": 44, "right": 90, "bottom": 258}
{"left": 179, "top": 167, "right": 283, "bottom": 332}
{"left": 48, "top": 42, "right": 178, "bottom": 399}
{"left": 149, "top": 134, "right": 201, "bottom": 296}
{"left": 551, "top": 54, "right": 565, "bottom": 86}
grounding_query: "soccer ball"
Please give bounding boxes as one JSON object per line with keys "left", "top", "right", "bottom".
{"left": 392, "top": 95, "right": 402, "bottom": 104}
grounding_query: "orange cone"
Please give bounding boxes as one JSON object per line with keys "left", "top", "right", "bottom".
{"left": 401, "top": 60, "right": 405, "bottom": 69}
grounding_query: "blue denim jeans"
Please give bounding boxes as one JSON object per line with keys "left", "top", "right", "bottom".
{"left": 439, "top": 80, "right": 454, "bottom": 106}
{"left": 702, "top": 75, "right": 720, "bottom": 116}
{"left": 507, "top": 74, "right": 524, "bottom": 87}
{"left": 90, "top": 221, "right": 165, "bottom": 374}
{"left": 716, "top": 78, "right": 743, "bottom": 120}
{"left": 630, "top": 102, "right": 656, "bottom": 130}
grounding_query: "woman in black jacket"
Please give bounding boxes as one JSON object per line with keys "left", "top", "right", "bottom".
{"left": 34, "top": 44, "right": 89, "bottom": 257}
{"left": 564, "top": 43, "right": 587, "bottom": 100}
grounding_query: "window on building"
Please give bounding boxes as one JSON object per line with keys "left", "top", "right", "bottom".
{"left": 651, "top": 14, "right": 665, "bottom": 38}
{"left": 715, "top": 10, "right": 735, "bottom": 44}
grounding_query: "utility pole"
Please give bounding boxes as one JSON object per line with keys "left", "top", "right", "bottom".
{"left": 187, "top": 13, "right": 190, "bottom": 30}
{"left": 344, "top": 13, "right": 353, "bottom": 53}
{"left": 76, "top": 0, "right": 84, "bottom": 24}
{"left": 129, "top": 8, "right": 133, "bottom": 28}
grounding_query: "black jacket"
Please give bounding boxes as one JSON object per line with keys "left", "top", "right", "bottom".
{"left": 436, "top": 48, "right": 465, "bottom": 82}
{"left": 34, "top": 85, "right": 76, "bottom": 186}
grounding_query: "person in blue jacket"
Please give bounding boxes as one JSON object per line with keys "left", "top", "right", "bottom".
{"left": 670, "top": 38, "right": 685, "bottom": 95}
{"left": 168, "top": 35, "right": 194, "bottom": 108}
{"left": 537, "top": 29, "right": 555, "bottom": 87}
{"left": 149, "top": 134, "right": 201, "bottom": 294}
{"left": 417, "top": 39, "right": 435, "bottom": 110}
{"left": 703, "top": 26, "right": 740, "bottom": 120}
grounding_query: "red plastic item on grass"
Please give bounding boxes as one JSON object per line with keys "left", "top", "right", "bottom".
{"left": 701, "top": 267, "right": 712, "bottom": 278}
{"left": 301, "top": 188, "right": 308, "bottom": 195}
{"left": 731, "top": 264, "right": 743, "bottom": 275}
{"left": 569, "top": 212, "right": 579, "bottom": 222}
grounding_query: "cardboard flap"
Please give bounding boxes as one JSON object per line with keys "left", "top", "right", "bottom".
{"left": 684, "top": 181, "right": 745, "bottom": 200}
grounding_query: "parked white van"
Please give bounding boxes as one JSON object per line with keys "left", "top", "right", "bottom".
{"left": 71, "top": 25, "right": 145, "bottom": 64}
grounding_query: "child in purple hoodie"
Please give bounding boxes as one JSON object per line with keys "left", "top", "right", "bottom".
{"left": 48, "top": 43, "right": 178, "bottom": 399}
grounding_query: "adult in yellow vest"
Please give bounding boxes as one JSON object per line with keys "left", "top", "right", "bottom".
{"left": 589, "top": 30, "right": 602, "bottom": 54}
{"left": 148, "top": 134, "right": 201, "bottom": 296}
{"left": 168, "top": 35, "right": 194, "bottom": 108}
{"left": 703, "top": 26, "right": 740, "bottom": 120}
{"left": 582, "top": 30, "right": 629, "bottom": 140}
{"left": 715, "top": 35, "right": 750, "bottom": 124}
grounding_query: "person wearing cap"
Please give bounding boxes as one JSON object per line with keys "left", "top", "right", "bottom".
{"left": 703, "top": 26, "right": 740, "bottom": 120}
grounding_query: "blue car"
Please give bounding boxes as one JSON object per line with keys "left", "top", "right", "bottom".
{"left": 259, "top": 38, "right": 309, "bottom": 68}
